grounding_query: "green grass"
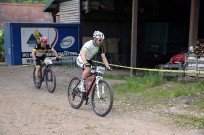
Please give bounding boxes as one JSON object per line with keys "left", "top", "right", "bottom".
{"left": 113, "top": 73, "right": 204, "bottom": 129}
{"left": 174, "top": 114, "right": 204, "bottom": 129}
{"left": 116, "top": 73, "right": 166, "bottom": 93}
{"left": 190, "top": 99, "right": 204, "bottom": 112}
{"left": 104, "top": 74, "right": 127, "bottom": 80}
{"left": 115, "top": 74, "right": 204, "bottom": 98}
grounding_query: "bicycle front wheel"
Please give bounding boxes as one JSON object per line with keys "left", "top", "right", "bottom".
{"left": 45, "top": 69, "right": 56, "bottom": 93}
{"left": 91, "top": 80, "right": 114, "bottom": 117}
{"left": 33, "top": 67, "right": 42, "bottom": 89}
{"left": 68, "top": 77, "right": 84, "bottom": 109}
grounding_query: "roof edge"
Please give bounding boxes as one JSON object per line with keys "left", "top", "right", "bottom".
{"left": 42, "top": 0, "right": 55, "bottom": 12}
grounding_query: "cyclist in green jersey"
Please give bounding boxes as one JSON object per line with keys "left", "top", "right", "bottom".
{"left": 76, "top": 31, "right": 111, "bottom": 92}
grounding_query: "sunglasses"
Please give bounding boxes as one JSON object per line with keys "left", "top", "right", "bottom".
{"left": 98, "top": 39, "right": 103, "bottom": 42}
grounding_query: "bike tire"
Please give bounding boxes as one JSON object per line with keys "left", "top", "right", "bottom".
{"left": 45, "top": 69, "right": 56, "bottom": 93}
{"left": 68, "top": 77, "right": 84, "bottom": 109}
{"left": 33, "top": 67, "right": 42, "bottom": 89}
{"left": 91, "top": 80, "right": 114, "bottom": 117}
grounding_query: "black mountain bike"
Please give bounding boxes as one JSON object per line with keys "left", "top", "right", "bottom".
{"left": 33, "top": 57, "right": 57, "bottom": 93}
{"left": 68, "top": 66, "right": 114, "bottom": 117}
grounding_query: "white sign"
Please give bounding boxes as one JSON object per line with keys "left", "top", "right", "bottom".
{"left": 22, "top": 58, "right": 34, "bottom": 64}
{"left": 21, "top": 27, "right": 58, "bottom": 64}
{"left": 62, "top": 56, "right": 77, "bottom": 62}
{"left": 60, "top": 36, "right": 75, "bottom": 49}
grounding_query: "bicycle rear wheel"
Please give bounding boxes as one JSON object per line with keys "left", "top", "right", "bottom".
{"left": 33, "top": 67, "right": 42, "bottom": 89}
{"left": 68, "top": 77, "right": 84, "bottom": 109}
{"left": 45, "top": 69, "right": 56, "bottom": 93}
{"left": 91, "top": 80, "right": 114, "bottom": 117}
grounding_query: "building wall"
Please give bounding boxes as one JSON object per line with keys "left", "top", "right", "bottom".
{"left": 0, "top": 3, "right": 52, "bottom": 28}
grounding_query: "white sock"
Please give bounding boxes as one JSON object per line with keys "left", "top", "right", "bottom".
{"left": 80, "top": 79, "right": 85, "bottom": 85}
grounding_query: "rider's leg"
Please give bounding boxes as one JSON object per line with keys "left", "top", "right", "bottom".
{"left": 82, "top": 67, "right": 90, "bottom": 80}
{"left": 35, "top": 66, "right": 40, "bottom": 81}
{"left": 79, "top": 67, "right": 90, "bottom": 92}
{"left": 76, "top": 56, "right": 92, "bottom": 92}
{"left": 35, "top": 59, "right": 41, "bottom": 82}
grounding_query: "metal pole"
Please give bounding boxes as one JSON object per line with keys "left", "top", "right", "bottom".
{"left": 188, "top": 0, "right": 200, "bottom": 47}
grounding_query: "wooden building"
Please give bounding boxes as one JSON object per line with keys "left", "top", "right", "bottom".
{"left": 43, "top": 0, "right": 203, "bottom": 68}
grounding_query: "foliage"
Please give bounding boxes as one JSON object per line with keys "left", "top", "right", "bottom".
{"left": 0, "top": 28, "right": 4, "bottom": 59}
{"left": 0, "top": 29, "right": 4, "bottom": 51}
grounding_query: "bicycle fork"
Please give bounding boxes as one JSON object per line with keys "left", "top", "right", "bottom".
{"left": 95, "top": 76, "right": 104, "bottom": 99}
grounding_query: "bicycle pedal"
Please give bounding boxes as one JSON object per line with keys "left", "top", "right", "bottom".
{"left": 85, "top": 101, "right": 91, "bottom": 105}
{"left": 85, "top": 97, "right": 90, "bottom": 105}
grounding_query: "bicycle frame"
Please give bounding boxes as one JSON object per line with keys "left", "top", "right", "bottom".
{"left": 40, "top": 64, "right": 51, "bottom": 81}
{"left": 40, "top": 57, "right": 56, "bottom": 80}
{"left": 86, "top": 76, "right": 103, "bottom": 95}
{"left": 81, "top": 67, "right": 105, "bottom": 104}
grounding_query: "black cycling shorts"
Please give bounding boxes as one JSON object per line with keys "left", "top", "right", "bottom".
{"left": 35, "top": 56, "right": 46, "bottom": 67}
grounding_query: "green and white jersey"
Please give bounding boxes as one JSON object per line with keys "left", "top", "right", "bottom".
{"left": 80, "top": 40, "right": 104, "bottom": 60}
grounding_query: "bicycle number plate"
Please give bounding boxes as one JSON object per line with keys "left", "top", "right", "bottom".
{"left": 96, "top": 66, "right": 105, "bottom": 74}
{"left": 44, "top": 59, "right": 52, "bottom": 65}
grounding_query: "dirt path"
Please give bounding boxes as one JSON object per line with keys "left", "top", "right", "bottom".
{"left": 0, "top": 66, "right": 203, "bottom": 135}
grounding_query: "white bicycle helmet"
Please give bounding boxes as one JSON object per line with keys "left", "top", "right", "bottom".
{"left": 93, "top": 31, "right": 105, "bottom": 40}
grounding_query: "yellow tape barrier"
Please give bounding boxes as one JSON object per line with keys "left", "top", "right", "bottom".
{"left": 93, "top": 60, "right": 204, "bottom": 74}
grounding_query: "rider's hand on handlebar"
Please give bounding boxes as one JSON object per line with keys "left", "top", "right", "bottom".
{"left": 83, "top": 63, "right": 92, "bottom": 68}
{"left": 56, "top": 57, "right": 60, "bottom": 61}
{"left": 106, "top": 66, "right": 112, "bottom": 71}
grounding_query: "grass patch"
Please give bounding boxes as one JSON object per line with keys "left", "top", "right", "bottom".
{"left": 115, "top": 73, "right": 166, "bottom": 94}
{"left": 115, "top": 74, "right": 204, "bottom": 99}
{"left": 174, "top": 114, "right": 204, "bottom": 129}
{"left": 144, "top": 83, "right": 202, "bottom": 99}
{"left": 104, "top": 74, "right": 127, "bottom": 80}
{"left": 190, "top": 99, "right": 204, "bottom": 112}
{"left": 113, "top": 73, "right": 204, "bottom": 129}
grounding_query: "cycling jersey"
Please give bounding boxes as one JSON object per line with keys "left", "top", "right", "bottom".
{"left": 80, "top": 40, "right": 104, "bottom": 60}
{"left": 33, "top": 43, "right": 53, "bottom": 58}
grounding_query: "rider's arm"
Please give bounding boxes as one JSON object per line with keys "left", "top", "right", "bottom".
{"left": 99, "top": 45, "right": 109, "bottom": 67}
{"left": 80, "top": 49, "right": 88, "bottom": 64}
{"left": 101, "top": 53, "right": 109, "bottom": 67}
{"left": 32, "top": 49, "right": 37, "bottom": 60}
{"left": 51, "top": 48, "right": 59, "bottom": 58}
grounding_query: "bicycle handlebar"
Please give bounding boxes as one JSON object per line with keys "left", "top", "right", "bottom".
{"left": 88, "top": 66, "right": 106, "bottom": 76}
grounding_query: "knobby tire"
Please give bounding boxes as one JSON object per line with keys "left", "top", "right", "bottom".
{"left": 68, "top": 77, "right": 84, "bottom": 109}
{"left": 45, "top": 69, "right": 56, "bottom": 93}
{"left": 91, "top": 80, "right": 114, "bottom": 117}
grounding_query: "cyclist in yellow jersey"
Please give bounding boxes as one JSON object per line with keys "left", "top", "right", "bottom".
{"left": 32, "top": 36, "right": 59, "bottom": 86}
{"left": 76, "top": 31, "right": 111, "bottom": 92}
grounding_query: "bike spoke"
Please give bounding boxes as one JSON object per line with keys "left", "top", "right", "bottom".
{"left": 91, "top": 80, "right": 113, "bottom": 117}
{"left": 46, "top": 70, "right": 56, "bottom": 93}
{"left": 68, "top": 77, "right": 84, "bottom": 109}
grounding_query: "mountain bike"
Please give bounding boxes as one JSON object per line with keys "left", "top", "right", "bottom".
{"left": 33, "top": 57, "right": 58, "bottom": 93}
{"left": 67, "top": 66, "right": 114, "bottom": 117}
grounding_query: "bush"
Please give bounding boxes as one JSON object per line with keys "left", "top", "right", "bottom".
{"left": 0, "top": 29, "right": 4, "bottom": 60}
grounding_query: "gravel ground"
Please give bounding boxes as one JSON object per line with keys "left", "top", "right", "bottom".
{"left": 0, "top": 65, "right": 203, "bottom": 135}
